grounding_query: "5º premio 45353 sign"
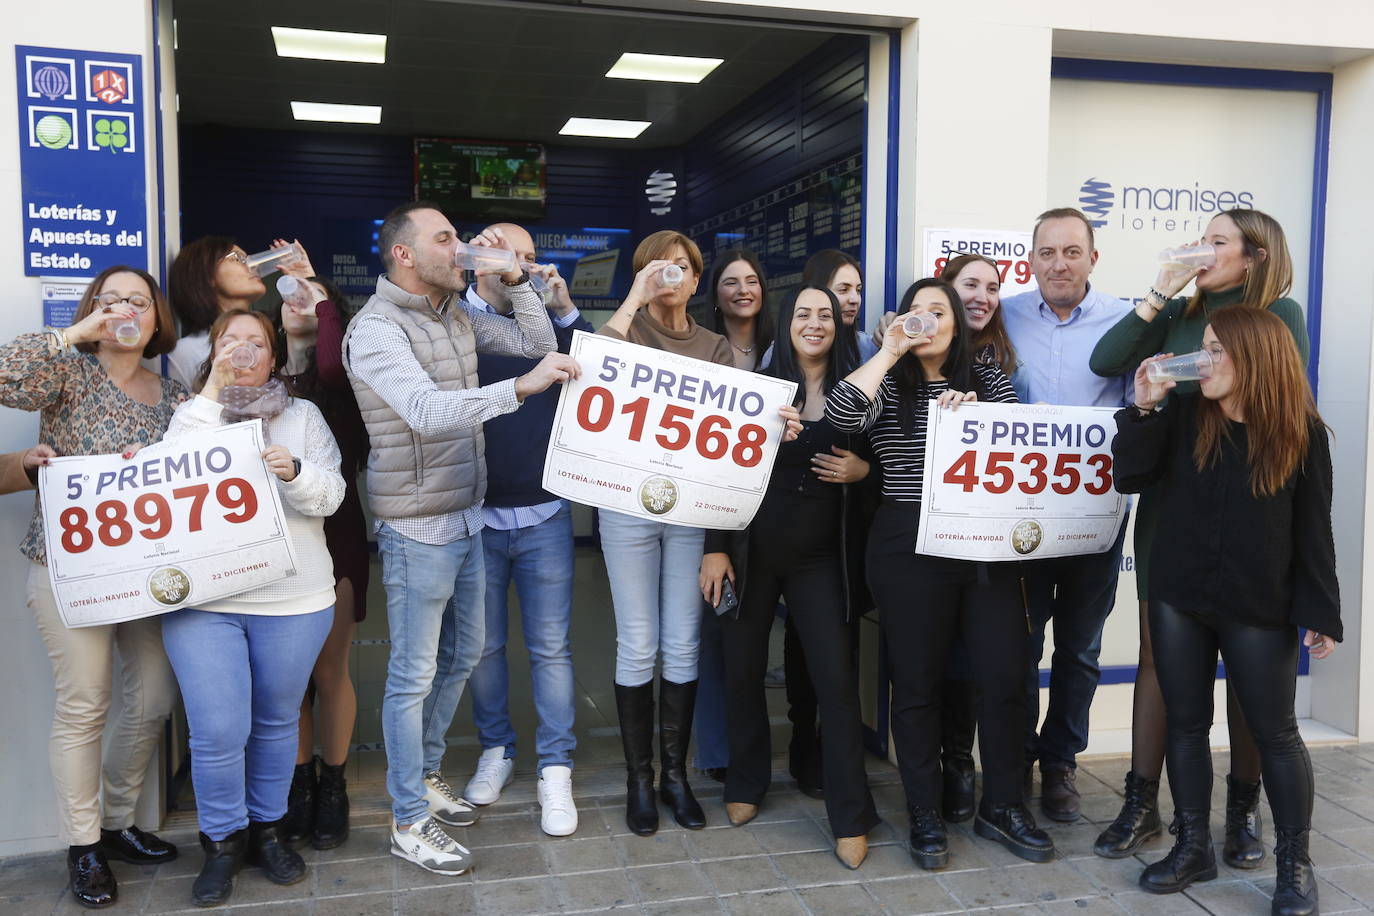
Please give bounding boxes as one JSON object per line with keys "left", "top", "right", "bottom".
{"left": 39, "top": 421, "right": 299, "bottom": 628}
{"left": 915, "top": 401, "right": 1128, "bottom": 561}
{"left": 543, "top": 332, "right": 797, "bottom": 529}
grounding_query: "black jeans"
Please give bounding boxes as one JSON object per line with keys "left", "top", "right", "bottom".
{"left": 1150, "top": 599, "right": 1313, "bottom": 829}
{"left": 867, "top": 503, "right": 1028, "bottom": 808}
{"left": 721, "top": 522, "right": 879, "bottom": 839}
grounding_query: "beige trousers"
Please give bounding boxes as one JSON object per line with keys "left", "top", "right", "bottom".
{"left": 27, "top": 562, "right": 177, "bottom": 845}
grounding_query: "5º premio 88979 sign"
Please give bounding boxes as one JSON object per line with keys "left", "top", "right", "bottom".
{"left": 915, "top": 401, "right": 1128, "bottom": 561}
{"left": 39, "top": 420, "right": 299, "bottom": 627}
{"left": 543, "top": 332, "right": 797, "bottom": 529}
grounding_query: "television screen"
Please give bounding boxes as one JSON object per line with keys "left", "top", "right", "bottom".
{"left": 414, "top": 138, "right": 547, "bottom": 221}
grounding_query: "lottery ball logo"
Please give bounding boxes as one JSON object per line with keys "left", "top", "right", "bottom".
{"left": 148, "top": 566, "right": 192, "bottom": 606}
{"left": 639, "top": 476, "right": 680, "bottom": 516}
{"left": 1010, "top": 519, "right": 1044, "bottom": 556}
{"left": 35, "top": 114, "right": 74, "bottom": 150}
{"left": 34, "top": 65, "right": 71, "bottom": 100}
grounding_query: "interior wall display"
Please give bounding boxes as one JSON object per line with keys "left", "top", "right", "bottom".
{"left": 456, "top": 224, "right": 636, "bottom": 310}
{"left": 415, "top": 138, "right": 547, "bottom": 221}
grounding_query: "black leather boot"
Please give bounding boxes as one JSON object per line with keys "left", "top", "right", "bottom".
{"left": 244, "top": 819, "right": 306, "bottom": 886}
{"left": 282, "top": 759, "right": 316, "bottom": 845}
{"left": 659, "top": 678, "right": 706, "bottom": 829}
{"left": 1272, "top": 826, "right": 1319, "bottom": 916}
{"left": 1224, "top": 775, "right": 1266, "bottom": 869}
{"left": 1094, "top": 771, "right": 1163, "bottom": 859}
{"left": 313, "top": 756, "right": 350, "bottom": 850}
{"left": 908, "top": 805, "right": 949, "bottom": 870}
{"left": 67, "top": 844, "right": 116, "bottom": 909}
{"left": 974, "top": 799, "right": 1056, "bottom": 863}
{"left": 1140, "top": 811, "right": 1217, "bottom": 894}
{"left": 99, "top": 825, "right": 178, "bottom": 865}
{"left": 939, "top": 679, "right": 977, "bottom": 822}
{"left": 614, "top": 682, "right": 659, "bottom": 836}
{"left": 192, "top": 829, "right": 246, "bottom": 907}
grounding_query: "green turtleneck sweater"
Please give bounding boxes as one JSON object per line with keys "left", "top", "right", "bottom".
{"left": 1089, "top": 286, "right": 1310, "bottom": 599}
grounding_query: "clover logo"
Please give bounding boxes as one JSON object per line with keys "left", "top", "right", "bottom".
{"left": 93, "top": 117, "right": 128, "bottom": 154}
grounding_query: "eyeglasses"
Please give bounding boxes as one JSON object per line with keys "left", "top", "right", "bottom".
{"left": 222, "top": 251, "right": 249, "bottom": 267}
{"left": 96, "top": 292, "right": 154, "bottom": 313}
{"left": 1203, "top": 344, "right": 1226, "bottom": 359}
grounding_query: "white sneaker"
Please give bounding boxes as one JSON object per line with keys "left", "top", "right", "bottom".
{"left": 538, "top": 765, "right": 579, "bottom": 837}
{"left": 424, "top": 771, "right": 479, "bottom": 826}
{"left": 464, "top": 747, "right": 515, "bottom": 805}
{"left": 390, "top": 816, "right": 472, "bottom": 875}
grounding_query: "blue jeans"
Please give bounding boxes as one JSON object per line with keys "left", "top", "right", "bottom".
{"left": 1023, "top": 516, "right": 1128, "bottom": 770}
{"left": 162, "top": 606, "right": 333, "bottom": 840}
{"left": 377, "top": 523, "right": 486, "bottom": 825}
{"left": 598, "top": 510, "right": 704, "bottom": 686}
{"left": 468, "top": 505, "right": 576, "bottom": 772}
{"left": 693, "top": 602, "right": 730, "bottom": 769}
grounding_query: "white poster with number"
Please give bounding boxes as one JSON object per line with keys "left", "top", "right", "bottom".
{"left": 921, "top": 228, "right": 1036, "bottom": 298}
{"left": 543, "top": 331, "right": 797, "bottom": 529}
{"left": 915, "top": 401, "right": 1127, "bottom": 561}
{"left": 39, "top": 420, "right": 299, "bottom": 628}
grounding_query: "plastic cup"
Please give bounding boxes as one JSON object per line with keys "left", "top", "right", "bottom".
{"left": 229, "top": 344, "right": 260, "bottom": 370}
{"left": 902, "top": 311, "right": 939, "bottom": 339}
{"left": 1146, "top": 350, "right": 1213, "bottom": 383}
{"left": 657, "top": 264, "right": 685, "bottom": 290}
{"left": 276, "top": 275, "right": 314, "bottom": 312}
{"left": 1158, "top": 243, "right": 1216, "bottom": 270}
{"left": 453, "top": 239, "right": 517, "bottom": 273}
{"left": 109, "top": 317, "right": 140, "bottom": 347}
{"left": 245, "top": 242, "right": 305, "bottom": 278}
{"left": 528, "top": 271, "right": 554, "bottom": 305}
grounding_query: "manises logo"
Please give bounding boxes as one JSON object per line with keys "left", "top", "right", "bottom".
{"left": 1078, "top": 176, "right": 1255, "bottom": 232}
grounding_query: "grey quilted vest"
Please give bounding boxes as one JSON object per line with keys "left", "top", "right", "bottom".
{"left": 343, "top": 275, "right": 485, "bottom": 519}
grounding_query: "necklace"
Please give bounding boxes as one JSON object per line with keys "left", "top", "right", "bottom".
{"left": 731, "top": 342, "right": 754, "bottom": 354}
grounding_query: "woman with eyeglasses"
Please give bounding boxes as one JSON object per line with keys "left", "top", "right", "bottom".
{"left": 0, "top": 265, "right": 185, "bottom": 908}
{"left": 1088, "top": 209, "right": 1308, "bottom": 865}
{"left": 1114, "top": 308, "right": 1335, "bottom": 915}
{"left": 164, "top": 237, "right": 269, "bottom": 389}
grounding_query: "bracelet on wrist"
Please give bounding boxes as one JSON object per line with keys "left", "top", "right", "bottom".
{"left": 1147, "top": 287, "right": 1171, "bottom": 308}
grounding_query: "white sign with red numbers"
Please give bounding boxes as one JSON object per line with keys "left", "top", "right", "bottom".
{"left": 544, "top": 331, "right": 797, "bottom": 529}
{"left": 39, "top": 420, "right": 299, "bottom": 627}
{"left": 915, "top": 401, "right": 1127, "bottom": 561}
{"left": 922, "top": 227, "right": 1036, "bottom": 298}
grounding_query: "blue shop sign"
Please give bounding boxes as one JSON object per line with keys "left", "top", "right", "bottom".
{"left": 16, "top": 45, "right": 147, "bottom": 278}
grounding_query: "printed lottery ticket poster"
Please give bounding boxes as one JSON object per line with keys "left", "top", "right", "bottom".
{"left": 40, "top": 421, "right": 299, "bottom": 627}
{"left": 922, "top": 228, "right": 1036, "bottom": 299}
{"left": 544, "top": 332, "right": 797, "bottom": 529}
{"left": 915, "top": 401, "right": 1127, "bottom": 561}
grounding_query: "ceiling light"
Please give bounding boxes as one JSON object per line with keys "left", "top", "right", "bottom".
{"left": 291, "top": 101, "right": 381, "bottom": 124}
{"left": 272, "top": 27, "right": 386, "bottom": 64}
{"left": 560, "top": 117, "right": 651, "bottom": 139}
{"left": 606, "top": 52, "right": 722, "bottom": 83}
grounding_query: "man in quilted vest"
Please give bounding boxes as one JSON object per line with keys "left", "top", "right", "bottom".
{"left": 343, "top": 201, "right": 577, "bottom": 876}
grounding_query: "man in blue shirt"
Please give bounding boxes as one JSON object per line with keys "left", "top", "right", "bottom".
{"left": 1000, "top": 208, "right": 1132, "bottom": 824}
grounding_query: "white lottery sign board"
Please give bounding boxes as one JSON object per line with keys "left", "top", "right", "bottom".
{"left": 40, "top": 420, "right": 299, "bottom": 627}
{"left": 915, "top": 401, "right": 1126, "bottom": 561}
{"left": 921, "top": 228, "right": 1036, "bottom": 298}
{"left": 544, "top": 331, "right": 797, "bottom": 529}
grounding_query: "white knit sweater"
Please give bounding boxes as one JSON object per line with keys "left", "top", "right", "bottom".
{"left": 164, "top": 394, "right": 345, "bottom": 615}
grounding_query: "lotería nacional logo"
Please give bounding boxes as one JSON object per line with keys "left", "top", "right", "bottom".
{"left": 148, "top": 566, "right": 192, "bottom": 606}
{"left": 1078, "top": 177, "right": 1115, "bottom": 228}
{"left": 33, "top": 65, "right": 72, "bottom": 100}
{"left": 639, "top": 476, "right": 680, "bottom": 516}
{"left": 1010, "top": 519, "right": 1044, "bottom": 556}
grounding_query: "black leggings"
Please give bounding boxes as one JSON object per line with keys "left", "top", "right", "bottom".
{"left": 1149, "top": 600, "right": 1313, "bottom": 830}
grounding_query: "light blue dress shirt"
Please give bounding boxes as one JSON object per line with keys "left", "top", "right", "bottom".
{"left": 1000, "top": 285, "right": 1134, "bottom": 408}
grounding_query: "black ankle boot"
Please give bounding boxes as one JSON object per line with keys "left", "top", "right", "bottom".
{"left": 244, "top": 819, "right": 306, "bottom": 886}
{"left": 908, "top": 805, "right": 949, "bottom": 870}
{"left": 192, "top": 829, "right": 246, "bottom": 907}
{"left": 1272, "top": 827, "right": 1319, "bottom": 916}
{"left": 1224, "top": 775, "right": 1266, "bottom": 869}
{"left": 1140, "top": 811, "right": 1217, "bottom": 894}
{"left": 940, "top": 679, "right": 977, "bottom": 822}
{"left": 974, "top": 799, "right": 1056, "bottom": 863}
{"left": 313, "top": 756, "right": 350, "bottom": 850}
{"left": 1094, "top": 771, "right": 1163, "bottom": 859}
{"left": 282, "top": 759, "right": 316, "bottom": 845}
{"left": 67, "top": 844, "right": 116, "bottom": 909}
{"left": 659, "top": 678, "right": 706, "bottom": 829}
{"left": 614, "top": 682, "right": 659, "bottom": 836}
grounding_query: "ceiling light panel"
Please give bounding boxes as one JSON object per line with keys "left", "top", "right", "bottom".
{"left": 291, "top": 101, "right": 381, "bottom": 124}
{"left": 606, "top": 52, "right": 723, "bottom": 83}
{"left": 272, "top": 27, "right": 387, "bottom": 64}
{"left": 560, "top": 117, "right": 652, "bottom": 139}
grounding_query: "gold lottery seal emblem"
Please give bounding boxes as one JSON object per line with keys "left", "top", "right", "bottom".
{"left": 1010, "top": 519, "right": 1044, "bottom": 556}
{"left": 639, "top": 476, "right": 680, "bottom": 516}
{"left": 147, "top": 566, "right": 192, "bottom": 606}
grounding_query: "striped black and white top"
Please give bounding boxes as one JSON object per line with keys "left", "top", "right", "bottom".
{"left": 825, "top": 363, "right": 1017, "bottom": 503}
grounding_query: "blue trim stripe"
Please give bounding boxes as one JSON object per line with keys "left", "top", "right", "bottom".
{"left": 883, "top": 33, "right": 901, "bottom": 316}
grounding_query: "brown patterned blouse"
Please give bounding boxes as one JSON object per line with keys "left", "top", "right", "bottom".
{"left": 0, "top": 333, "right": 187, "bottom": 565}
